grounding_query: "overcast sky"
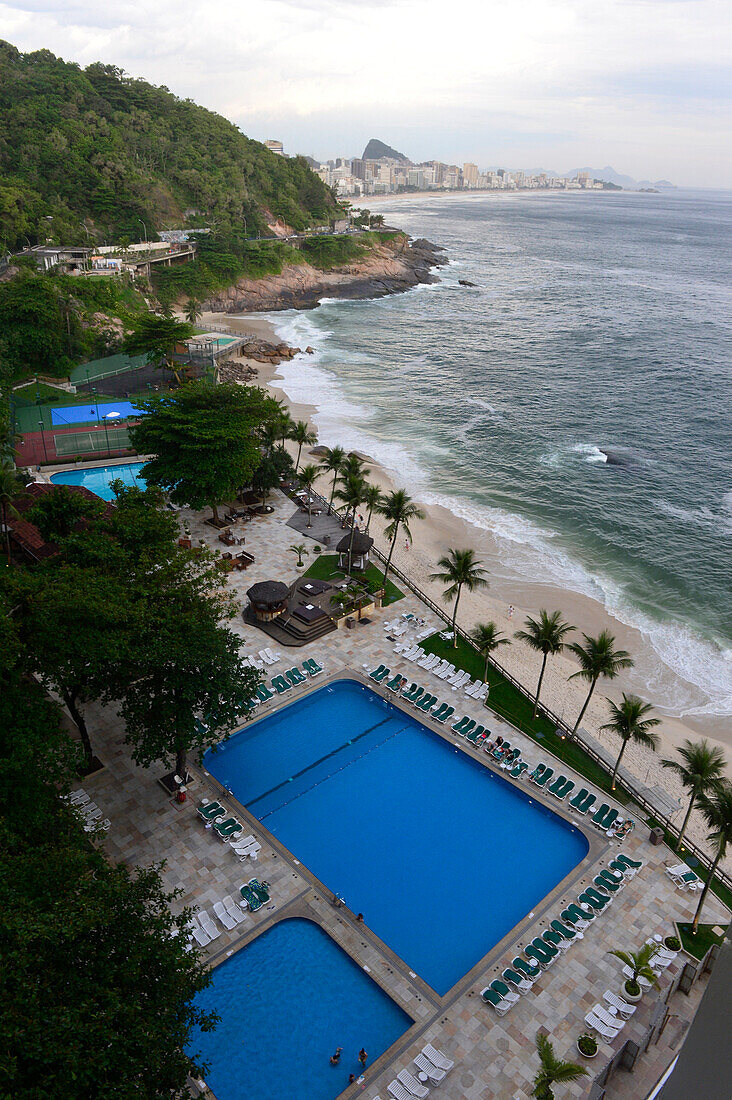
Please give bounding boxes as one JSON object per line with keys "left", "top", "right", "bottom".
{"left": 1, "top": 0, "right": 730, "bottom": 186}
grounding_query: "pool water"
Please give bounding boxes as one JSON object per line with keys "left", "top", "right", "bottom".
{"left": 50, "top": 399, "right": 142, "bottom": 426}
{"left": 51, "top": 461, "right": 147, "bottom": 501}
{"left": 205, "top": 680, "right": 589, "bottom": 994}
{"left": 190, "top": 918, "right": 411, "bottom": 1100}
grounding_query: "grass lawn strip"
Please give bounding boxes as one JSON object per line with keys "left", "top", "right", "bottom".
{"left": 302, "top": 553, "right": 404, "bottom": 605}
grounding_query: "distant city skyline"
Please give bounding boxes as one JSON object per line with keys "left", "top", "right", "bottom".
{"left": 1, "top": 0, "right": 730, "bottom": 189}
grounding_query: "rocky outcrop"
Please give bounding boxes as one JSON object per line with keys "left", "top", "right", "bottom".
{"left": 203, "top": 236, "right": 447, "bottom": 314}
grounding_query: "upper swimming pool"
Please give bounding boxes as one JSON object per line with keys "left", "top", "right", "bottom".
{"left": 190, "top": 918, "right": 411, "bottom": 1100}
{"left": 51, "top": 461, "right": 147, "bottom": 501}
{"left": 204, "top": 679, "right": 589, "bottom": 994}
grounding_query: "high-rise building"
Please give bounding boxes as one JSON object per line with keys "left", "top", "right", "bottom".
{"left": 463, "top": 162, "right": 479, "bottom": 187}
{"left": 351, "top": 158, "right": 365, "bottom": 180}
{"left": 264, "top": 140, "right": 284, "bottom": 155}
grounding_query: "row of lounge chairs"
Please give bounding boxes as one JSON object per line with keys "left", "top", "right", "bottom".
{"left": 390, "top": 646, "right": 491, "bottom": 700}
{"left": 481, "top": 851, "right": 645, "bottom": 1023}
{"left": 254, "top": 658, "right": 324, "bottom": 703}
{"left": 244, "top": 647, "right": 281, "bottom": 669}
{"left": 186, "top": 879, "right": 273, "bottom": 946}
{"left": 586, "top": 935, "right": 678, "bottom": 1040}
{"left": 379, "top": 1044, "right": 454, "bottom": 1099}
{"left": 196, "top": 799, "right": 261, "bottom": 859}
{"left": 65, "top": 788, "right": 111, "bottom": 834}
{"left": 665, "top": 862, "right": 703, "bottom": 891}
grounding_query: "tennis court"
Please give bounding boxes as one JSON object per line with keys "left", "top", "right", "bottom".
{"left": 50, "top": 400, "right": 142, "bottom": 426}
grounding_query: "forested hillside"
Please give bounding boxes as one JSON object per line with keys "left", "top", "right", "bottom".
{"left": 0, "top": 40, "right": 339, "bottom": 250}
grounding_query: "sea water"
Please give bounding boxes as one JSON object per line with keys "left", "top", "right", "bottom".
{"left": 258, "top": 189, "right": 732, "bottom": 722}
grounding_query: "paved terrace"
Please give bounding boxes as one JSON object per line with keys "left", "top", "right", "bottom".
{"left": 69, "top": 484, "right": 729, "bottom": 1100}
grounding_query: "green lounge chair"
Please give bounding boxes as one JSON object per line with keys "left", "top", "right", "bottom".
{"left": 501, "top": 748, "right": 521, "bottom": 766}
{"left": 402, "top": 683, "right": 423, "bottom": 704}
{"left": 615, "top": 853, "right": 643, "bottom": 871}
{"left": 481, "top": 987, "right": 511, "bottom": 1014}
{"left": 451, "top": 715, "right": 471, "bottom": 736}
{"left": 385, "top": 673, "right": 404, "bottom": 692}
{"left": 562, "top": 902, "right": 594, "bottom": 927}
{"left": 502, "top": 966, "right": 533, "bottom": 993}
{"left": 578, "top": 888, "right": 611, "bottom": 913}
{"left": 512, "top": 956, "right": 540, "bottom": 981}
{"left": 570, "top": 787, "right": 590, "bottom": 810}
{"left": 491, "top": 979, "right": 519, "bottom": 1005}
{"left": 594, "top": 872, "right": 621, "bottom": 894}
{"left": 550, "top": 776, "right": 575, "bottom": 801}
{"left": 533, "top": 766, "right": 554, "bottom": 789}
{"left": 466, "top": 724, "right": 485, "bottom": 745}
{"left": 213, "top": 817, "right": 243, "bottom": 840}
{"left": 547, "top": 774, "right": 568, "bottom": 797}
{"left": 577, "top": 791, "right": 596, "bottom": 815}
{"left": 286, "top": 666, "right": 306, "bottom": 686}
{"left": 271, "top": 675, "right": 291, "bottom": 694}
{"left": 492, "top": 740, "right": 510, "bottom": 760}
{"left": 302, "top": 658, "right": 323, "bottom": 676}
{"left": 529, "top": 763, "right": 547, "bottom": 783}
{"left": 368, "top": 664, "right": 390, "bottom": 682}
{"left": 432, "top": 703, "right": 454, "bottom": 724}
{"left": 510, "top": 761, "right": 529, "bottom": 779}
{"left": 256, "top": 682, "right": 274, "bottom": 703}
{"left": 526, "top": 938, "right": 557, "bottom": 968}
{"left": 248, "top": 878, "right": 271, "bottom": 903}
{"left": 591, "top": 802, "right": 611, "bottom": 826}
{"left": 197, "top": 800, "right": 225, "bottom": 822}
{"left": 240, "top": 883, "right": 262, "bottom": 912}
{"left": 542, "top": 929, "right": 565, "bottom": 953}
{"left": 550, "top": 918, "right": 579, "bottom": 942}
{"left": 420, "top": 694, "right": 438, "bottom": 712}
{"left": 603, "top": 808, "right": 619, "bottom": 831}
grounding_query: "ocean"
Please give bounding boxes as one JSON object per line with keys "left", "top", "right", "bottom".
{"left": 263, "top": 189, "right": 732, "bottom": 723}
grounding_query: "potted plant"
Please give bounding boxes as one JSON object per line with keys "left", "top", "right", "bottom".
{"left": 610, "top": 942, "right": 661, "bottom": 1003}
{"left": 576, "top": 1034, "right": 598, "bottom": 1059}
{"left": 288, "top": 543, "right": 309, "bottom": 569}
{"left": 664, "top": 935, "right": 681, "bottom": 952}
{"left": 531, "top": 1032, "right": 588, "bottom": 1098}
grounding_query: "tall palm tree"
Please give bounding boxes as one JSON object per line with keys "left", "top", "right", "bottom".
{"left": 297, "top": 463, "right": 319, "bottom": 528}
{"left": 0, "top": 460, "right": 21, "bottom": 566}
{"left": 531, "top": 1032, "right": 587, "bottom": 1099}
{"left": 335, "top": 474, "right": 367, "bottom": 573}
{"left": 259, "top": 421, "right": 278, "bottom": 456}
{"left": 515, "top": 610, "right": 574, "bottom": 719}
{"left": 430, "top": 548, "right": 488, "bottom": 648}
{"left": 318, "top": 445, "right": 346, "bottom": 513}
{"left": 184, "top": 298, "right": 201, "bottom": 325}
{"left": 362, "top": 483, "right": 383, "bottom": 532}
{"left": 568, "top": 630, "right": 634, "bottom": 737}
{"left": 276, "top": 409, "right": 295, "bottom": 447}
{"left": 339, "top": 452, "right": 370, "bottom": 485}
{"left": 601, "top": 694, "right": 661, "bottom": 790}
{"left": 290, "top": 420, "right": 317, "bottom": 472}
{"left": 661, "top": 739, "right": 727, "bottom": 852}
{"left": 691, "top": 782, "right": 732, "bottom": 933}
{"left": 471, "top": 622, "right": 510, "bottom": 682}
{"left": 378, "top": 489, "right": 425, "bottom": 596}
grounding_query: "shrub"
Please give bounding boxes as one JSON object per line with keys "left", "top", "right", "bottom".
{"left": 665, "top": 935, "right": 681, "bottom": 951}
{"left": 577, "top": 1034, "right": 598, "bottom": 1057}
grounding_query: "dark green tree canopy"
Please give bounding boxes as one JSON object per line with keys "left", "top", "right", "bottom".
{"left": 131, "top": 380, "right": 281, "bottom": 517}
{"left": 26, "top": 483, "right": 104, "bottom": 543}
{"left": 123, "top": 314, "right": 195, "bottom": 369}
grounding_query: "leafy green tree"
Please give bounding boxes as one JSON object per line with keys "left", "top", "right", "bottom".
{"left": 601, "top": 694, "right": 661, "bottom": 790}
{"left": 430, "top": 548, "right": 489, "bottom": 648}
{"left": 130, "top": 381, "right": 280, "bottom": 522}
{"left": 378, "top": 489, "right": 425, "bottom": 595}
{"left": 0, "top": 459, "right": 22, "bottom": 564}
{"left": 514, "top": 610, "right": 575, "bottom": 719}
{"left": 290, "top": 419, "right": 317, "bottom": 471}
{"left": 568, "top": 631, "right": 634, "bottom": 737}
{"left": 123, "top": 313, "right": 195, "bottom": 371}
{"left": 691, "top": 782, "right": 732, "bottom": 933}
{"left": 251, "top": 454, "right": 280, "bottom": 505}
{"left": 0, "top": 268, "right": 74, "bottom": 377}
{"left": 318, "top": 445, "right": 345, "bottom": 512}
{"left": 531, "top": 1032, "right": 587, "bottom": 1099}
{"left": 470, "top": 621, "right": 510, "bottom": 682}
{"left": 297, "top": 463, "right": 320, "bottom": 527}
{"left": 26, "top": 484, "right": 103, "bottom": 543}
{"left": 661, "top": 739, "right": 727, "bottom": 852}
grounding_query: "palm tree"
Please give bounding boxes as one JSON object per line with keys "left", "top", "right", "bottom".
{"left": 362, "top": 483, "right": 383, "bottom": 532}
{"left": 288, "top": 543, "right": 309, "bottom": 567}
{"left": 184, "top": 298, "right": 201, "bottom": 325}
{"left": 470, "top": 622, "right": 510, "bottom": 682}
{"left": 661, "top": 739, "right": 727, "bottom": 852}
{"left": 259, "top": 422, "right": 278, "bottom": 456}
{"left": 610, "top": 942, "right": 661, "bottom": 996}
{"left": 297, "top": 463, "right": 319, "bottom": 528}
{"left": 0, "top": 460, "right": 21, "bottom": 566}
{"left": 339, "top": 453, "right": 370, "bottom": 484}
{"left": 318, "top": 446, "right": 346, "bottom": 513}
{"left": 568, "top": 630, "right": 634, "bottom": 737}
{"left": 601, "top": 694, "right": 661, "bottom": 790}
{"left": 378, "top": 490, "right": 425, "bottom": 597}
{"left": 276, "top": 409, "right": 294, "bottom": 447}
{"left": 335, "top": 474, "right": 367, "bottom": 573}
{"left": 430, "top": 548, "right": 488, "bottom": 648}
{"left": 691, "top": 782, "right": 732, "bottom": 933}
{"left": 531, "top": 1032, "right": 587, "bottom": 1099}
{"left": 290, "top": 420, "right": 317, "bottom": 472}
{"left": 514, "top": 610, "right": 574, "bottom": 720}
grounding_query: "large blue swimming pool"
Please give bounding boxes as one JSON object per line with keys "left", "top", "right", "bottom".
{"left": 204, "top": 680, "right": 589, "bottom": 994}
{"left": 51, "top": 461, "right": 147, "bottom": 501}
{"left": 191, "top": 919, "right": 411, "bottom": 1100}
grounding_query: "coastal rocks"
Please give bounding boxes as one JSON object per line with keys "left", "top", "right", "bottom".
{"left": 238, "top": 338, "right": 302, "bottom": 365}
{"left": 203, "top": 236, "right": 448, "bottom": 314}
{"left": 458, "top": 279, "right": 477, "bottom": 287}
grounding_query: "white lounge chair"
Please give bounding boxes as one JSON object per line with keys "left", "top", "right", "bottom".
{"left": 603, "top": 990, "right": 636, "bottom": 1018}
{"left": 388, "top": 1082, "right": 416, "bottom": 1100}
{"left": 222, "top": 894, "right": 247, "bottom": 923}
{"left": 585, "top": 1011, "right": 620, "bottom": 1042}
{"left": 213, "top": 900, "right": 237, "bottom": 930}
{"left": 622, "top": 965, "right": 653, "bottom": 989}
{"left": 593, "top": 1003, "right": 625, "bottom": 1031}
{"left": 397, "top": 1068, "right": 430, "bottom": 1097}
{"left": 414, "top": 1053, "right": 445, "bottom": 1084}
{"left": 264, "top": 647, "right": 280, "bottom": 663}
{"left": 198, "top": 909, "right": 221, "bottom": 940}
{"left": 422, "top": 1044, "right": 454, "bottom": 1072}
{"left": 189, "top": 925, "right": 210, "bottom": 948}
{"left": 230, "top": 833, "right": 256, "bottom": 850}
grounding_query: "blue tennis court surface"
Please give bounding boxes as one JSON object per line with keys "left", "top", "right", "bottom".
{"left": 190, "top": 919, "right": 411, "bottom": 1100}
{"left": 204, "top": 680, "right": 589, "bottom": 994}
{"left": 50, "top": 400, "right": 142, "bottom": 426}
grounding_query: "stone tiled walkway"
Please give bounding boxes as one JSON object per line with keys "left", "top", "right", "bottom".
{"left": 69, "top": 484, "right": 729, "bottom": 1100}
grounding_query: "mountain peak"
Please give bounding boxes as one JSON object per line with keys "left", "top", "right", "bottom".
{"left": 361, "top": 138, "right": 410, "bottom": 163}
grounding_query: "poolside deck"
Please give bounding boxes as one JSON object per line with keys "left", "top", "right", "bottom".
{"left": 74, "top": 485, "right": 729, "bottom": 1100}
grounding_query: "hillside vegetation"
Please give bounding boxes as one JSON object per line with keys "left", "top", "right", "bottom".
{"left": 0, "top": 40, "right": 340, "bottom": 250}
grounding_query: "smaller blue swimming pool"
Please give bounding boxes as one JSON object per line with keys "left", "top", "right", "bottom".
{"left": 50, "top": 400, "right": 143, "bottom": 426}
{"left": 51, "top": 461, "right": 147, "bottom": 501}
{"left": 190, "top": 918, "right": 411, "bottom": 1100}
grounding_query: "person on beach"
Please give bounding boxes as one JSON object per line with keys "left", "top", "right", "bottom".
{"left": 330, "top": 1048, "right": 343, "bottom": 1065}
{"left": 507, "top": 605, "right": 514, "bottom": 619}
{"left": 358, "top": 1048, "right": 368, "bottom": 1069}
{"left": 404, "top": 538, "right": 410, "bottom": 551}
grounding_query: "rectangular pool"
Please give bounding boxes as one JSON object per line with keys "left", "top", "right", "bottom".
{"left": 51, "top": 461, "right": 147, "bottom": 501}
{"left": 191, "top": 918, "right": 411, "bottom": 1100}
{"left": 205, "top": 680, "right": 589, "bottom": 994}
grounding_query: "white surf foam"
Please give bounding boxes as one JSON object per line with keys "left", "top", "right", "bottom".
{"left": 571, "top": 442, "right": 609, "bottom": 464}
{"left": 655, "top": 497, "right": 732, "bottom": 537}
